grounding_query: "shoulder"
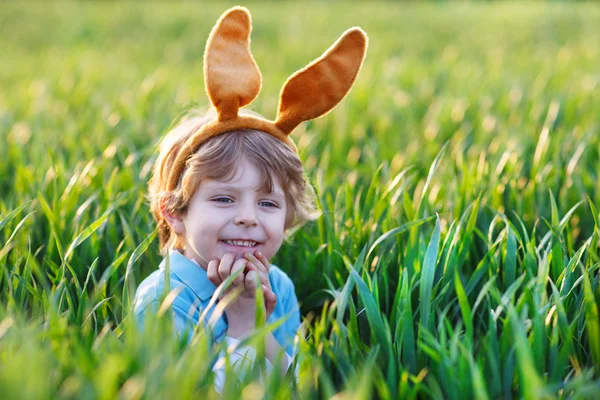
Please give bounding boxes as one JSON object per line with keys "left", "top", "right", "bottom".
{"left": 268, "top": 265, "right": 297, "bottom": 299}
{"left": 133, "top": 269, "right": 162, "bottom": 314}
{"left": 132, "top": 258, "right": 200, "bottom": 315}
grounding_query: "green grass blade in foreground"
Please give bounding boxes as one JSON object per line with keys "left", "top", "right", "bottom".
{"left": 366, "top": 216, "right": 435, "bottom": 262}
{"left": 417, "top": 144, "right": 447, "bottom": 218}
{"left": 0, "top": 201, "right": 31, "bottom": 232}
{"left": 64, "top": 208, "right": 112, "bottom": 259}
{"left": 395, "top": 269, "right": 416, "bottom": 374}
{"left": 420, "top": 215, "right": 441, "bottom": 335}
{"left": 349, "top": 253, "right": 397, "bottom": 398}
{"left": 581, "top": 263, "right": 600, "bottom": 368}
{"left": 454, "top": 267, "right": 473, "bottom": 352}
{"left": 507, "top": 304, "right": 547, "bottom": 400}
{"left": 122, "top": 228, "right": 158, "bottom": 311}
{"left": 503, "top": 223, "right": 518, "bottom": 289}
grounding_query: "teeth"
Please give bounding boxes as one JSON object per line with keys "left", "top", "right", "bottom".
{"left": 224, "top": 239, "right": 257, "bottom": 247}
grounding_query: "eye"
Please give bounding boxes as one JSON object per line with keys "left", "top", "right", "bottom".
{"left": 259, "top": 200, "right": 279, "bottom": 208}
{"left": 213, "top": 197, "right": 233, "bottom": 204}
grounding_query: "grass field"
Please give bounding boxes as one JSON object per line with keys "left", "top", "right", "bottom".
{"left": 1, "top": 1, "right": 600, "bottom": 398}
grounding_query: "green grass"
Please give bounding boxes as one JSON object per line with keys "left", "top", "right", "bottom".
{"left": 1, "top": 1, "right": 600, "bottom": 398}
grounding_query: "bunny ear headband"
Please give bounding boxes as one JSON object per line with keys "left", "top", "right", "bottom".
{"left": 167, "top": 6, "right": 368, "bottom": 191}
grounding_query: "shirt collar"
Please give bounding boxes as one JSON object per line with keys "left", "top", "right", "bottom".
{"left": 159, "top": 250, "right": 217, "bottom": 301}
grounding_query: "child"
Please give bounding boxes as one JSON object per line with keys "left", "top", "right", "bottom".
{"left": 132, "top": 6, "right": 367, "bottom": 390}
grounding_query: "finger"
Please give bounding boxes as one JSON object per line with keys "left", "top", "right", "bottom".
{"left": 263, "top": 285, "right": 277, "bottom": 318}
{"left": 245, "top": 251, "right": 268, "bottom": 275}
{"left": 218, "top": 253, "right": 235, "bottom": 281}
{"left": 207, "top": 259, "right": 221, "bottom": 286}
{"left": 230, "top": 258, "right": 248, "bottom": 287}
{"left": 245, "top": 252, "right": 267, "bottom": 273}
{"left": 244, "top": 270, "right": 258, "bottom": 293}
{"left": 255, "top": 250, "right": 271, "bottom": 274}
{"left": 244, "top": 259, "right": 270, "bottom": 288}
{"left": 245, "top": 253, "right": 270, "bottom": 286}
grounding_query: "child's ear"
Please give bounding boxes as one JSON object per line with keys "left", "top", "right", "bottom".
{"left": 159, "top": 194, "right": 186, "bottom": 235}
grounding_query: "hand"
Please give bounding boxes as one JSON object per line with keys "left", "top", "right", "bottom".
{"left": 206, "top": 251, "right": 276, "bottom": 340}
{"left": 244, "top": 250, "right": 277, "bottom": 321}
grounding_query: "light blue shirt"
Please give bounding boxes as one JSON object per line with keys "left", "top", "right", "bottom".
{"left": 133, "top": 250, "right": 301, "bottom": 356}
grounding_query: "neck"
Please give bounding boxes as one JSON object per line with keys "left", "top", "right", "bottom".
{"left": 181, "top": 248, "right": 209, "bottom": 270}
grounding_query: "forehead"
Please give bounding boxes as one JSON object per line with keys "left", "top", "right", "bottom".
{"left": 201, "top": 159, "right": 285, "bottom": 195}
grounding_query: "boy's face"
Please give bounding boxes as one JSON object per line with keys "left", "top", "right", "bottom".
{"left": 179, "top": 158, "right": 287, "bottom": 268}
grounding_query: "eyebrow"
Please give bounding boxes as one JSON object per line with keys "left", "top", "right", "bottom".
{"left": 207, "top": 184, "right": 285, "bottom": 198}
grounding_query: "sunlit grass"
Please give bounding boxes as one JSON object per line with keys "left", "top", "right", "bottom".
{"left": 1, "top": 1, "right": 600, "bottom": 398}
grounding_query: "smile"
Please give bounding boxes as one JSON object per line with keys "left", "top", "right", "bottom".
{"left": 221, "top": 239, "right": 258, "bottom": 247}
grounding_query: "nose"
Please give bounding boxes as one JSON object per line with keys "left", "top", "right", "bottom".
{"left": 234, "top": 202, "right": 258, "bottom": 228}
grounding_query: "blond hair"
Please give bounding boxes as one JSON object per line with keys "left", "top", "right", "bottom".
{"left": 148, "top": 109, "right": 320, "bottom": 254}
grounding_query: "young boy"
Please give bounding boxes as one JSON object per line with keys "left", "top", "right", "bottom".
{"left": 132, "top": 5, "right": 367, "bottom": 389}
{"left": 134, "top": 111, "right": 316, "bottom": 373}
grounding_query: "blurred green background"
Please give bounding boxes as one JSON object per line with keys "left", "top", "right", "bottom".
{"left": 1, "top": 1, "right": 599, "bottom": 399}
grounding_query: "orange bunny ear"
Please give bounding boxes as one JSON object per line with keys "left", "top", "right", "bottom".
{"left": 274, "top": 28, "right": 367, "bottom": 135}
{"left": 204, "top": 7, "right": 261, "bottom": 121}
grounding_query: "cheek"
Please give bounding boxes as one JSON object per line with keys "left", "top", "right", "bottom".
{"left": 268, "top": 210, "right": 286, "bottom": 229}
{"left": 184, "top": 213, "right": 224, "bottom": 237}
{"left": 265, "top": 215, "right": 286, "bottom": 246}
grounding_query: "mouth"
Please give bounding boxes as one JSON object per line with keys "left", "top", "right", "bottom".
{"left": 219, "top": 239, "right": 261, "bottom": 249}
